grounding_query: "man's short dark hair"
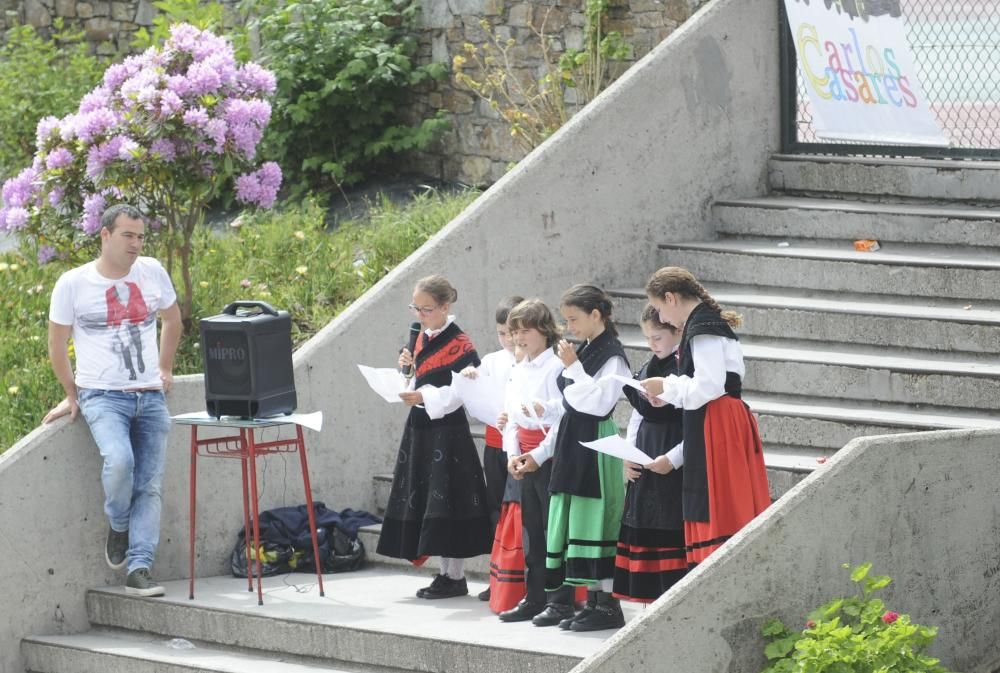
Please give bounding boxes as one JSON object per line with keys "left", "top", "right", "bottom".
{"left": 101, "top": 204, "right": 144, "bottom": 232}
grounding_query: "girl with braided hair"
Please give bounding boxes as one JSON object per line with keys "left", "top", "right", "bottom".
{"left": 640, "top": 267, "right": 770, "bottom": 567}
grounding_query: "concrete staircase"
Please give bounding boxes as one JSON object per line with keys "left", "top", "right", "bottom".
{"left": 610, "top": 153, "right": 1000, "bottom": 493}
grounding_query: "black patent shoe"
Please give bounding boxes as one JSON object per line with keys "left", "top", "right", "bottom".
{"left": 499, "top": 599, "right": 546, "bottom": 622}
{"left": 478, "top": 587, "right": 491, "bottom": 601}
{"left": 419, "top": 575, "right": 468, "bottom": 599}
{"left": 531, "top": 602, "right": 576, "bottom": 627}
{"left": 570, "top": 592, "right": 625, "bottom": 632}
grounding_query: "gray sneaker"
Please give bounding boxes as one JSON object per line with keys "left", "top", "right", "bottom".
{"left": 125, "top": 568, "right": 165, "bottom": 597}
{"left": 105, "top": 527, "right": 128, "bottom": 570}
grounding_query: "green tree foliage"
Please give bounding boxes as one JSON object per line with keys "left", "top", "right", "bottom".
{"left": 243, "top": 0, "right": 450, "bottom": 197}
{"left": 0, "top": 21, "right": 105, "bottom": 180}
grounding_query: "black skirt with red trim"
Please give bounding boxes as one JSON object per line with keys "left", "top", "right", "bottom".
{"left": 613, "top": 524, "right": 688, "bottom": 603}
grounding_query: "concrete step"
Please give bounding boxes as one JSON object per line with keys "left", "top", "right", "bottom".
{"left": 23, "top": 628, "right": 397, "bottom": 673}
{"left": 658, "top": 238, "right": 1000, "bottom": 301}
{"left": 617, "top": 326, "right": 1000, "bottom": 411}
{"left": 768, "top": 154, "right": 1000, "bottom": 202}
{"left": 609, "top": 285, "right": 1000, "bottom": 354}
{"left": 81, "top": 570, "right": 610, "bottom": 673}
{"left": 712, "top": 195, "right": 1000, "bottom": 248}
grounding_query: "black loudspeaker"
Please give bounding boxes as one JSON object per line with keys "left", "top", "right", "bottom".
{"left": 200, "top": 301, "right": 296, "bottom": 418}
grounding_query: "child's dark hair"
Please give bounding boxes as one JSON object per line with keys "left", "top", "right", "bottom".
{"left": 560, "top": 284, "right": 617, "bottom": 337}
{"left": 640, "top": 304, "right": 679, "bottom": 334}
{"left": 415, "top": 274, "right": 458, "bottom": 305}
{"left": 507, "top": 299, "right": 561, "bottom": 347}
{"left": 495, "top": 295, "right": 525, "bottom": 325}
{"left": 645, "top": 267, "right": 742, "bottom": 328}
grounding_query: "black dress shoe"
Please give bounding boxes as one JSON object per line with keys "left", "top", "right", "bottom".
{"left": 570, "top": 592, "right": 625, "bottom": 631}
{"left": 560, "top": 592, "right": 598, "bottom": 630}
{"left": 531, "top": 602, "right": 576, "bottom": 627}
{"left": 416, "top": 574, "right": 448, "bottom": 598}
{"left": 478, "top": 587, "right": 491, "bottom": 601}
{"left": 419, "top": 575, "right": 468, "bottom": 599}
{"left": 499, "top": 599, "right": 545, "bottom": 622}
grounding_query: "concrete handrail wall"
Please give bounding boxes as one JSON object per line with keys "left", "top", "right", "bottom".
{"left": 573, "top": 428, "right": 1000, "bottom": 673}
{"left": 0, "top": 0, "right": 779, "bottom": 670}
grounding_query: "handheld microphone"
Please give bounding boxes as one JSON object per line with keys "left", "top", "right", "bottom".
{"left": 401, "top": 321, "right": 421, "bottom": 377}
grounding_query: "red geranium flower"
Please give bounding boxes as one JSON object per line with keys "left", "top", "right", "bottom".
{"left": 882, "top": 611, "right": 899, "bottom": 624}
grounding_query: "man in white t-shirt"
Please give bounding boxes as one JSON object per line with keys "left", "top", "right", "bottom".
{"left": 44, "top": 204, "right": 182, "bottom": 597}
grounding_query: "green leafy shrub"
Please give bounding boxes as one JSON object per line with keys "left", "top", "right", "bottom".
{"left": 0, "top": 21, "right": 105, "bottom": 180}
{"left": 131, "top": 0, "right": 229, "bottom": 51}
{"left": 243, "top": 0, "right": 450, "bottom": 196}
{"left": 761, "top": 563, "right": 952, "bottom": 673}
{"left": 0, "top": 189, "right": 477, "bottom": 452}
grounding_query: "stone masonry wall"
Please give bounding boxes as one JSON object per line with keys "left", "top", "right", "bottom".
{"left": 408, "top": 0, "right": 711, "bottom": 185}
{"left": 3, "top": 0, "right": 708, "bottom": 185}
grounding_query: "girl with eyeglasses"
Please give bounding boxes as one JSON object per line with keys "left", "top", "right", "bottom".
{"left": 375, "top": 274, "right": 492, "bottom": 599}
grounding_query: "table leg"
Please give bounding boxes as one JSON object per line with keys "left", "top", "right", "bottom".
{"left": 247, "top": 429, "right": 265, "bottom": 606}
{"left": 296, "top": 425, "right": 326, "bottom": 597}
{"left": 189, "top": 426, "right": 197, "bottom": 600}
{"left": 239, "top": 429, "right": 253, "bottom": 593}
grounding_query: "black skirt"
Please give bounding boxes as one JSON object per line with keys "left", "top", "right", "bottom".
{"left": 376, "top": 408, "right": 493, "bottom": 560}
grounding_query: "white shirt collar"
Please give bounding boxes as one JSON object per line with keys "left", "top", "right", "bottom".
{"left": 424, "top": 314, "right": 456, "bottom": 338}
{"left": 522, "top": 346, "right": 557, "bottom": 369}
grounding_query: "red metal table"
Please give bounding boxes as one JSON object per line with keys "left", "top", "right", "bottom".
{"left": 173, "top": 414, "right": 325, "bottom": 605}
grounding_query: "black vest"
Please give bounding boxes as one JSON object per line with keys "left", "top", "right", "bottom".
{"left": 548, "top": 329, "right": 628, "bottom": 497}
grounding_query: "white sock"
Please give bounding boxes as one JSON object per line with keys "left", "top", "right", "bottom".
{"left": 600, "top": 578, "right": 613, "bottom": 593}
{"left": 446, "top": 558, "right": 465, "bottom": 580}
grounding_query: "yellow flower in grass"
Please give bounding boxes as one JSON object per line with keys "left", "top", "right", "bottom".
{"left": 295, "top": 266, "right": 308, "bottom": 276}
{"left": 294, "top": 230, "right": 305, "bottom": 240}
{"left": 9, "top": 263, "right": 19, "bottom": 271}
{"left": 199, "top": 281, "right": 209, "bottom": 288}
{"left": 8, "top": 386, "right": 18, "bottom": 395}
{"left": 0, "top": 263, "right": 8, "bottom": 271}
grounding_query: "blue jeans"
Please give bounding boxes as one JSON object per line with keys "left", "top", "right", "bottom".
{"left": 78, "top": 388, "right": 171, "bottom": 574}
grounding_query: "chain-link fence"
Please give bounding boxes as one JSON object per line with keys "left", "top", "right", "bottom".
{"left": 785, "top": 0, "right": 1000, "bottom": 156}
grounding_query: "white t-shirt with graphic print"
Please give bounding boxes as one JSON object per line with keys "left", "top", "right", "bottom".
{"left": 49, "top": 256, "right": 177, "bottom": 390}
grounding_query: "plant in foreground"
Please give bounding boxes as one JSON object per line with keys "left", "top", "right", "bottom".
{"left": 761, "top": 563, "right": 952, "bottom": 673}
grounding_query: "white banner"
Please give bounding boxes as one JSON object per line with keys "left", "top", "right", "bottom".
{"left": 784, "top": 0, "right": 949, "bottom": 147}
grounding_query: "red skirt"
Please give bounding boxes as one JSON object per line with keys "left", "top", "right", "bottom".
{"left": 684, "top": 396, "right": 770, "bottom": 565}
{"left": 488, "top": 501, "right": 526, "bottom": 613}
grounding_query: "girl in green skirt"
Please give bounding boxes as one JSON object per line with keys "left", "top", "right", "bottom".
{"left": 511, "top": 284, "right": 630, "bottom": 632}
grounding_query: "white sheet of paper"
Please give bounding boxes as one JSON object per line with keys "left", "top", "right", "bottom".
{"left": 581, "top": 434, "right": 654, "bottom": 466}
{"left": 607, "top": 373, "right": 645, "bottom": 393}
{"left": 451, "top": 371, "right": 505, "bottom": 427}
{"left": 171, "top": 410, "right": 324, "bottom": 431}
{"left": 358, "top": 365, "right": 407, "bottom": 403}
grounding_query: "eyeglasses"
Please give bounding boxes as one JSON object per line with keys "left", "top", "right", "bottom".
{"left": 408, "top": 303, "right": 438, "bottom": 315}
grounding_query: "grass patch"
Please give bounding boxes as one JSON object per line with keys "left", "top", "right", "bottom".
{"left": 0, "top": 188, "right": 478, "bottom": 452}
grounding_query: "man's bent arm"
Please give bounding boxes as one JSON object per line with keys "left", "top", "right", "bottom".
{"left": 45, "top": 321, "right": 78, "bottom": 423}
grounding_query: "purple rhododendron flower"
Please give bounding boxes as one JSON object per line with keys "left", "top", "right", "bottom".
{"left": 2, "top": 166, "right": 40, "bottom": 208}
{"left": 183, "top": 107, "right": 209, "bottom": 128}
{"left": 235, "top": 162, "right": 282, "bottom": 209}
{"left": 79, "top": 87, "right": 111, "bottom": 113}
{"left": 49, "top": 186, "right": 65, "bottom": 206}
{"left": 160, "top": 90, "right": 184, "bottom": 118}
{"left": 203, "top": 118, "right": 228, "bottom": 153}
{"left": 237, "top": 63, "right": 277, "bottom": 96}
{"left": 35, "top": 116, "right": 61, "bottom": 147}
{"left": 79, "top": 193, "right": 106, "bottom": 234}
{"left": 186, "top": 62, "right": 222, "bottom": 96}
{"left": 5, "top": 207, "right": 29, "bottom": 230}
{"left": 45, "top": 147, "right": 73, "bottom": 170}
{"left": 150, "top": 138, "right": 176, "bottom": 162}
{"left": 37, "top": 245, "right": 57, "bottom": 265}
{"left": 77, "top": 108, "right": 117, "bottom": 144}
{"left": 117, "top": 137, "right": 140, "bottom": 161}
